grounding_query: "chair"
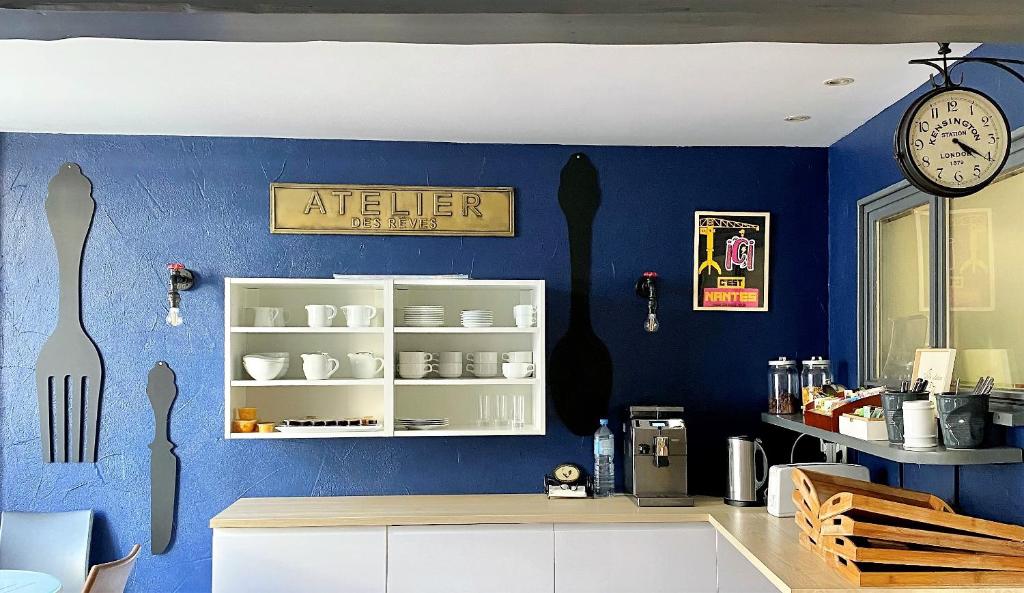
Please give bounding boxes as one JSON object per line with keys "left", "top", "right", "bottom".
{"left": 0, "top": 510, "right": 93, "bottom": 592}
{"left": 82, "top": 544, "right": 141, "bottom": 593}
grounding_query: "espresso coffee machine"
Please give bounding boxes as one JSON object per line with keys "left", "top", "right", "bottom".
{"left": 623, "top": 406, "right": 694, "bottom": 507}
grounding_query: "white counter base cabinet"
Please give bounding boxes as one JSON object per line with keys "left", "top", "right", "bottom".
{"left": 212, "top": 526, "right": 386, "bottom": 593}
{"left": 386, "top": 524, "right": 554, "bottom": 593}
{"left": 553, "top": 523, "right": 716, "bottom": 593}
{"left": 715, "top": 532, "right": 777, "bottom": 593}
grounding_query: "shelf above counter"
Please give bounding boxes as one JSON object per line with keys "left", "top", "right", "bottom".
{"left": 394, "top": 378, "right": 536, "bottom": 386}
{"left": 394, "top": 426, "right": 543, "bottom": 437}
{"left": 230, "top": 326, "right": 385, "bottom": 334}
{"left": 762, "top": 413, "right": 1023, "bottom": 465}
{"left": 394, "top": 326, "right": 536, "bottom": 334}
{"left": 231, "top": 379, "right": 387, "bottom": 387}
{"left": 229, "top": 429, "right": 386, "bottom": 439}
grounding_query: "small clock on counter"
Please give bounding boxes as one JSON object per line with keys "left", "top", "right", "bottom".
{"left": 545, "top": 463, "right": 593, "bottom": 499}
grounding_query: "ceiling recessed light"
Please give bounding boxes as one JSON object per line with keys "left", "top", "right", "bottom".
{"left": 784, "top": 114, "right": 812, "bottom": 122}
{"left": 824, "top": 76, "right": 856, "bottom": 87}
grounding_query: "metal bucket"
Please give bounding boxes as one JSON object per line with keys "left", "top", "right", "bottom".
{"left": 880, "top": 390, "right": 928, "bottom": 444}
{"left": 936, "top": 393, "right": 989, "bottom": 449}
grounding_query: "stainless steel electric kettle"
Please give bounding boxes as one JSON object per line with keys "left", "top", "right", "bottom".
{"left": 725, "top": 435, "right": 768, "bottom": 507}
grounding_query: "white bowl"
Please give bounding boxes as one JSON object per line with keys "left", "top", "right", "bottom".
{"left": 243, "top": 355, "right": 289, "bottom": 380}
{"left": 245, "top": 352, "right": 290, "bottom": 360}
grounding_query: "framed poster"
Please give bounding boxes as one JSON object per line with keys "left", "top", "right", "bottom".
{"left": 912, "top": 348, "right": 957, "bottom": 395}
{"left": 693, "top": 211, "right": 770, "bottom": 311}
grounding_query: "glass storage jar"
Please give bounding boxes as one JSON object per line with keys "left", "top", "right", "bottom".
{"left": 801, "top": 356, "right": 833, "bottom": 406}
{"left": 768, "top": 357, "right": 799, "bottom": 414}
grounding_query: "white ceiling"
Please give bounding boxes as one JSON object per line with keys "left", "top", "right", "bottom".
{"left": 0, "top": 40, "right": 977, "bottom": 147}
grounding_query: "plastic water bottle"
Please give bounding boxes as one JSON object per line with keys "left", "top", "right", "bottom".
{"left": 593, "top": 419, "right": 615, "bottom": 497}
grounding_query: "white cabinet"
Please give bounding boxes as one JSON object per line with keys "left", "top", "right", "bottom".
{"left": 716, "top": 533, "right": 777, "bottom": 593}
{"left": 224, "top": 277, "right": 546, "bottom": 439}
{"left": 553, "top": 523, "right": 716, "bottom": 593}
{"left": 387, "top": 524, "right": 554, "bottom": 593}
{"left": 212, "top": 526, "right": 386, "bottom": 593}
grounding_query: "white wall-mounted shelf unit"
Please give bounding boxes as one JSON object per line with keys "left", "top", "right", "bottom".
{"left": 224, "top": 277, "right": 545, "bottom": 439}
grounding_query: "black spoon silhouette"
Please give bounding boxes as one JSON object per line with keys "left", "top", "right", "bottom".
{"left": 548, "top": 153, "right": 613, "bottom": 436}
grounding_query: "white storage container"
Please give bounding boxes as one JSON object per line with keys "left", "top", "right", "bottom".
{"left": 838, "top": 413, "right": 888, "bottom": 441}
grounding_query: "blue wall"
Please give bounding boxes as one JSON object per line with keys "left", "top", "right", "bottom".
{"left": 0, "top": 134, "right": 828, "bottom": 591}
{"left": 828, "top": 43, "right": 1024, "bottom": 521}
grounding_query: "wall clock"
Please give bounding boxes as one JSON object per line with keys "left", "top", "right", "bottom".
{"left": 894, "top": 85, "right": 1011, "bottom": 198}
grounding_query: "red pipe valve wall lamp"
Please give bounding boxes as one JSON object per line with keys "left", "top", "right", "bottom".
{"left": 635, "top": 271, "right": 660, "bottom": 333}
{"left": 166, "top": 263, "right": 195, "bottom": 327}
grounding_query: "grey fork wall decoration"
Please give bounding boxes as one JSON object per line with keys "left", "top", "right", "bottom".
{"left": 35, "top": 163, "right": 104, "bottom": 463}
{"left": 148, "top": 361, "right": 179, "bottom": 555}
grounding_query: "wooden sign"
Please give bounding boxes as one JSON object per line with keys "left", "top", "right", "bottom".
{"left": 270, "top": 183, "right": 514, "bottom": 236}
{"left": 693, "top": 211, "right": 770, "bottom": 311}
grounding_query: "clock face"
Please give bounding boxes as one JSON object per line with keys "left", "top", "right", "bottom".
{"left": 897, "top": 87, "right": 1010, "bottom": 197}
{"left": 553, "top": 463, "right": 582, "bottom": 484}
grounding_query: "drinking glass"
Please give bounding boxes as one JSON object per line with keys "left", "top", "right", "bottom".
{"left": 495, "top": 394, "right": 511, "bottom": 427}
{"left": 511, "top": 394, "right": 526, "bottom": 428}
{"left": 477, "top": 394, "right": 493, "bottom": 427}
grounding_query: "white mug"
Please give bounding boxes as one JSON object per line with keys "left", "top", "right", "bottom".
{"left": 399, "top": 363, "right": 438, "bottom": 379}
{"left": 301, "top": 352, "right": 340, "bottom": 380}
{"left": 902, "top": 400, "right": 938, "bottom": 442}
{"left": 502, "top": 362, "right": 536, "bottom": 379}
{"left": 305, "top": 304, "right": 337, "bottom": 328}
{"left": 340, "top": 305, "right": 378, "bottom": 328}
{"left": 466, "top": 352, "right": 498, "bottom": 363}
{"left": 502, "top": 351, "right": 533, "bottom": 363}
{"left": 399, "top": 351, "right": 436, "bottom": 364}
{"left": 438, "top": 362, "right": 463, "bottom": 378}
{"left": 513, "top": 304, "right": 537, "bottom": 328}
{"left": 249, "top": 307, "right": 286, "bottom": 327}
{"left": 348, "top": 352, "right": 385, "bottom": 379}
{"left": 466, "top": 362, "right": 498, "bottom": 378}
{"left": 439, "top": 351, "right": 463, "bottom": 363}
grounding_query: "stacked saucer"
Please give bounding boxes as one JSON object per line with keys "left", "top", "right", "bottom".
{"left": 403, "top": 305, "right": 445, "bottom": 327}
{"left": 460, "top": 309, "right": 494, "bottom": 328}
{"left": 396, "top": 417, "right": 450, "bottom": 430}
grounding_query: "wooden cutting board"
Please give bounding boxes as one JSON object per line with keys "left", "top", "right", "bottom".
{"left": 828, "top": 552, "right": 1024, "bottom": 587}
{"left": 823, "top": 535, "right": 1024, "bottom": 571}
{"left": 819, "top": 492, "right": 1024, "bottom": 542}
{"left": 793, "top": 468, "right": 953, "bottom": 514}
{"left": 822, "top": 514, "right": 1024, "bottom": 557}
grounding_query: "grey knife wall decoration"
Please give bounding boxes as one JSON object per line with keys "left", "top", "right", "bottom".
{"left": 35, "top": 163, "right": 104, "bottom": 463}
{"left": 147, "top": 361, "right": 179, "bottom": 555}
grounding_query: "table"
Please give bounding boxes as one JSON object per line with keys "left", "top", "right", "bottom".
{"left": 0, "top": 570, "right": 61, "bottom": 593}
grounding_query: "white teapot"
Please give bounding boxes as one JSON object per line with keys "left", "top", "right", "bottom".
{"left": 347, "top": 352, "right": 385, "bottom": 379}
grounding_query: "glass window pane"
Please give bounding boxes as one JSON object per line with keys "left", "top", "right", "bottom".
{"left": 949, "top": 171, "right": 1024, "bottom": 392}
{"left": 875, "top": 204, "right": 931, "bottom": 384}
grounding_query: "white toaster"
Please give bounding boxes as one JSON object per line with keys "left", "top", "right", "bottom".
{"left": 766, "top": 462, "right": 869, "bottom": 517}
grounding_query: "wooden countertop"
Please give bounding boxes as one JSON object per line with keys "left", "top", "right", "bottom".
{"left": 210, "top": 494, "right": 1024, "bottom": 593}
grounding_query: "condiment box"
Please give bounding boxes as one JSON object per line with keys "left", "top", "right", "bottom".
{"left": 803, "top": 393, "right": 882, "bottom": 432}
{"left": 838, "top": 413, "right": 888, "bottom": 441}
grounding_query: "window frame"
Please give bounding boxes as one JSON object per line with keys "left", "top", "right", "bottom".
{"left": 857, "top": 126, "right": 1024, "bottom": 399}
